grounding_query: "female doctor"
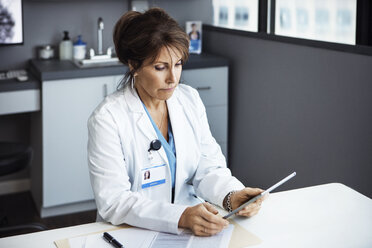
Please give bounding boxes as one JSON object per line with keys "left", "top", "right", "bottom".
{"left": 88, "top": 7, "right": 265, "bottom": 237}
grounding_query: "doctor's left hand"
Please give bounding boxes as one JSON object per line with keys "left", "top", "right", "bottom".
{"left": 178, "top": 202, "right": 229, "bottom": 236}
{"left": 230, "top": 188, "right": 267, "bottom": 217}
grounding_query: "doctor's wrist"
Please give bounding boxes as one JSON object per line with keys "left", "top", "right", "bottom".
{"left": 178, "top": 207, "right": 191, "bottom": 229}
{"left": 223, "top": 190, "right": 237, "bottom": 212}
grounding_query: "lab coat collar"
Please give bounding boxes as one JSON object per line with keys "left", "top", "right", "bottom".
{"left": 124, "top": 84, "right": 145, "bottom": 113}
{"left": 123, "top": 84, "right": 154, "bottom": 140}
{"left": 123, "top": 85, "right": 167, "bottom": 164}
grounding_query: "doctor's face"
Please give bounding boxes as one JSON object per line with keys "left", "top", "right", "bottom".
{"left": 134, "top": 46, "right": 183, "bottom": 102}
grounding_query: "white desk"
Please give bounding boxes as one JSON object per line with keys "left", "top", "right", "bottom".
{"left": 234, "top": 183, "right": 372, "bottom": 247}
{"left": 0, "top": 183, "right": 371, "bottom": 248}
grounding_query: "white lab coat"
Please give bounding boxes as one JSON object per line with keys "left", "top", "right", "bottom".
{"left": 87, "top": 83, "right": 244, "bottom": 234}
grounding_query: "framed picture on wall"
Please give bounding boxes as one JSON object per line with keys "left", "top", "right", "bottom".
{"left": 186, "top": 21, "right": 202, "bottom": 54}
{"left": 0, "top": 0, "right": 24, "bottom": 45}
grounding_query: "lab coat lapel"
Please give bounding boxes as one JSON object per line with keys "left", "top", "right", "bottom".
{"left": 167, "top": 89, "right": 187, "bottom": 202}
{"left": 124, "top": 85, "right": 154, "bottom": 142}
{"left": 124, "top": 86, "right": 169, "bottom": 167}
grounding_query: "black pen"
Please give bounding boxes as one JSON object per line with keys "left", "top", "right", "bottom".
{"left": 103, "top": 232, "right": 124, "bottom": 248}
{"left": 193, "top": 194, "right": 206, "bottom": 203}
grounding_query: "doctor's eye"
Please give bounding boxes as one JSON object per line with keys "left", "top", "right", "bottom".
{"left": 176, "top": 60, "right": 183, "bottom": 66}
{"left": 155, "top": 65, "right": 166, "bottom": 71}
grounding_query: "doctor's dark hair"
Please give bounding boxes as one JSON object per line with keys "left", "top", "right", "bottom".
{"left": 113, "top": 7, "right": 190, "bottom": 89}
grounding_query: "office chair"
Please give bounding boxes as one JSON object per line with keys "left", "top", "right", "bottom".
{"left": 0, "top": 141, "right": 47, "bottom": 237}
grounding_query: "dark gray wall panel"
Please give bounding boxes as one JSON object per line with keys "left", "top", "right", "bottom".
{"left": 152, "top": 0, "right": 212, "bottom": 25}
{"left": 0, "top": 0, "right": 127, "bottom": 70}
{"left": 204, "top": 30, "right": 372, "bottom": 198}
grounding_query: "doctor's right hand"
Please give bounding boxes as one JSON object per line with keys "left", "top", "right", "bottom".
{"left": 178, "top": 202, "right": 229, "bottom": 236}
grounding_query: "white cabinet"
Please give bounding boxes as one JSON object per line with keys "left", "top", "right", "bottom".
{"left": 181, "top": 66, "right": 229, "bottom": 157}
{"left": 32, "top": 75, "right": 121, "bottom": 217}
{"left": 0, "top": 90, "right": 40, "bottom": 115}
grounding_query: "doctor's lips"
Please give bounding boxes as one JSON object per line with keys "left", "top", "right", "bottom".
{"left": 161, "top": 86, "right": 176, "bottom": 91}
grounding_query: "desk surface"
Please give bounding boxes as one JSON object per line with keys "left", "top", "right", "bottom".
{"left": 234, "top": 183, "right": 372, "bottom": 248}
{"left": 1, "top": 183, "right": 371, "bottom": 248}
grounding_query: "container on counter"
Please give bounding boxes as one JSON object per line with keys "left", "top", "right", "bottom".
{"left": 38, "top": 45, "right": 55, "bottom": 60}
{"left": 59, "top": 31, "right": 73, "bottom": 60}
{"left": 73, "top": 35, "right": 87, "bottom": 60}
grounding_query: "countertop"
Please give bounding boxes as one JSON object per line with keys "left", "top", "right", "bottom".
{"left": 0, "top": 72, "right": 40, "bottom": 93}
{"left": 29, "top": 53, "right": 229, "bottom": 81}
{"left": 0, "top": 53, "right": 228, "bottom": 93}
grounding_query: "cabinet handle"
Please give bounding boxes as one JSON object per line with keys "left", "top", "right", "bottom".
{"left": 103, "top": 84, "right": 108, "bottom": 97}
{"left": 196, "top": 86, "right": 211, "bottom": 91}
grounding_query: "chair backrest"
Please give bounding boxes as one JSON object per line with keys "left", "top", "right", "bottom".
{"left": 0, "top": 142, "right": 32, "bottom": 177}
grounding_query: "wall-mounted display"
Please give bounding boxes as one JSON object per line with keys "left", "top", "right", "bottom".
{"left": 0, "top": 0, "right": 23, "bottom": 45}
{"left": 212, "top": 0, "right": 259, "bottom": 32}
{"left": 275, "top": 0, "right": 356, "bottom": 45}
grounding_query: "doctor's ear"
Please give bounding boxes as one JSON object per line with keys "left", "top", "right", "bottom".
{"left": 128, "top": 60, "right": 139, "bottom": 77}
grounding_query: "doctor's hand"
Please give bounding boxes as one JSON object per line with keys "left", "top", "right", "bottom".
{"left": 230, "top": 188, "right": 267, "bottom": 217}
{"left": 178, "top": 202, "right": 229, "bottom": 236}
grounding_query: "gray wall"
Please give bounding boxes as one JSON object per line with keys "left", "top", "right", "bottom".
{"left": 203, "top": 30, "right": 372, "bottom": 198}
{"left": 0, "top": 0, "right": 212, "bottom": 70}
{"left": 0, "top": 0, "right": 128, "bottom": 70}
{"left": 152, "top": 0, "right": 212, "bottom": 26}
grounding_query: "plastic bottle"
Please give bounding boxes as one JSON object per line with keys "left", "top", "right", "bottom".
{"left": 73, "top": 35, "right": 87, "bottom": 60}
{"left": 59, "top": 31, "right": 73, "bottom": 60}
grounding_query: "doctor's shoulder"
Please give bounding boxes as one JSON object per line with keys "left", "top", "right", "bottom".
{"left": 176, "top": 84, "right": 205, "bottom": 111}
{"left": 88, "top": 90, "right": 126, "bottom": 126}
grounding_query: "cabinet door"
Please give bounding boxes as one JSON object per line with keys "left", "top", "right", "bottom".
{"left": 182, "top": 67, "right": 228, "bottom": 157}
{"left": 206, "top": 105, "right": 228, "bottom": 143}
{"left": 182, "top": 67, "right": 228, "bottom": 106}
{"left": 42, "top": 76, "right": 116, "bottom": 207}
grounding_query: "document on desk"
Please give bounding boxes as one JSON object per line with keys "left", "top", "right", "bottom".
{"left": 151, "top": 224, "right": 234, "bottom": 248}
{"left": 68, "top": 228, "right": 157, "bottom": 248}
{"left": 68, "top": 224, "right": 234, "bottom": 248}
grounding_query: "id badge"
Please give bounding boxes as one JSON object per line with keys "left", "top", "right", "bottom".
{"left": 141, "top": 164, "right": 166, "bottom": 189}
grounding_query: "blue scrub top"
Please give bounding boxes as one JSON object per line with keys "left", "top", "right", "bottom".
{"left": 142, "top": 103, "right": 177, "bottom": 188}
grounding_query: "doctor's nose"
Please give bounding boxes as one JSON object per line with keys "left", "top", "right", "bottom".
{"left": 166, "top": 67, "right": 178, "bottom": 84}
